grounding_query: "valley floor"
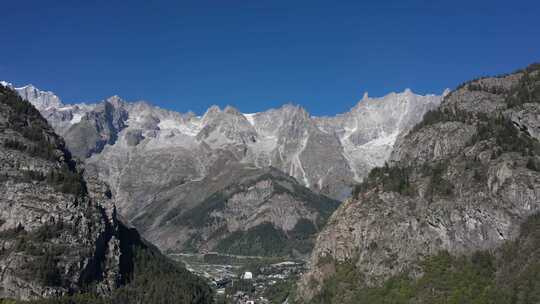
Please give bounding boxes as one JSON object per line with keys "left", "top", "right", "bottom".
{"left": 170, "top": 253, "right": 305, "bottom": 304}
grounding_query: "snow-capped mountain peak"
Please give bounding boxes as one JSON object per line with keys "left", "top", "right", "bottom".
{"left": 11, "top": 83, "right": 63, "bottom": 110}
{"left": 0, "top": 81, "right": 13, "bottom": 88}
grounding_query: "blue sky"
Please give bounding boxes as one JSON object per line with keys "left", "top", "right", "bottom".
{"left": 1, "top": 0, "right": 539, "bottom": 115}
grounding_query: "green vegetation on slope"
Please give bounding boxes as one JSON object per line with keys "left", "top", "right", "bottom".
{"left": 352, "top": 161, "right": 457, "bottom": 200}
{"left": 215, "top": 219, "right": 320, "bottom": 257}
{"left": 306, "top": 214, "right": 540, "bottom": 304}
{"left": 0, "top": 84, "right": 62, "bottom": 162}
{"left": 506, "top": 64, "right": 540, "bottom": 108}
{"left": 7, "top": 246, "right": 214, "bottom": 304}
{"left": 0, "top": 220, "right": 80, "bottom": 288}
{"left": 215, "top": 222, "right": 290, "bottom": 256}
{"left": 0, "top": 84, "right": 86, "bottom": 196}
{"left": 352, "top": 164, "right": 415, "bottom": 198}
{"left": 264, "top": 278, "right": 297, "bottom": 304}
{"left": 411, "top": 62, "right": 540, "bottom": 136}
{"left": 108, "top": 247, "right": 214, "bottom": 304}
{"left": 473, "top": 115, "right": 540, "bottom": 156}
{"left": 3, "top": 216, "right": 214, "bottom": 304}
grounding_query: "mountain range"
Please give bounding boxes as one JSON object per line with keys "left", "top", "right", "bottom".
{"left": 0, "top": 81, "right": 445, "bottom": 255}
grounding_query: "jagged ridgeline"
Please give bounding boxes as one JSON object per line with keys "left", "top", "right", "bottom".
{"left": 296, "top": 63, "right": 540, "bottom": 303}
{"left": 3, "top": 80, "right": 443, "bottom": 257}
{"left": 0, "top": 85, "right": 213, "bottom": 303}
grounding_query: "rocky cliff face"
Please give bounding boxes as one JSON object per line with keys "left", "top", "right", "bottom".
{"left": 0, "top": 84, "right": 212, "bottom": 302}
{"left": 0, "top": 83, "right": 124, "bottom": 299}
{"left": 297, "top": 64, "right": 540, "bottom": 300}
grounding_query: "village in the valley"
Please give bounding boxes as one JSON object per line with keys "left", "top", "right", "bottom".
{"left": 170, "top": 252, "right": 306, "bottom": 304}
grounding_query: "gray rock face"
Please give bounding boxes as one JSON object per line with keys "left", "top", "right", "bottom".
{"left": 390, "top": 121, "right": 476, "bottom": 165}
{"left": 297, "top": 66, "right": 540, "bottom": 301}
{"left": 509, "top": 103, "right": 540, "bottom": 141}
{"left": 62, "top": 97, "right": 128, "bottom": 159}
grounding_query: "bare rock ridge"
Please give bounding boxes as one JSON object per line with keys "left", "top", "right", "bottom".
{"left": 0, "top": 84, "right": 212, "bottom": 302}
{"left": 297, "top": 63, "right": 540, "bottom": 301}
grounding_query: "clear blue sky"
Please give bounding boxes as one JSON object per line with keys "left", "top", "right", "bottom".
{"left": 1, "top": 0, "right": 539, "bottom": 115}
